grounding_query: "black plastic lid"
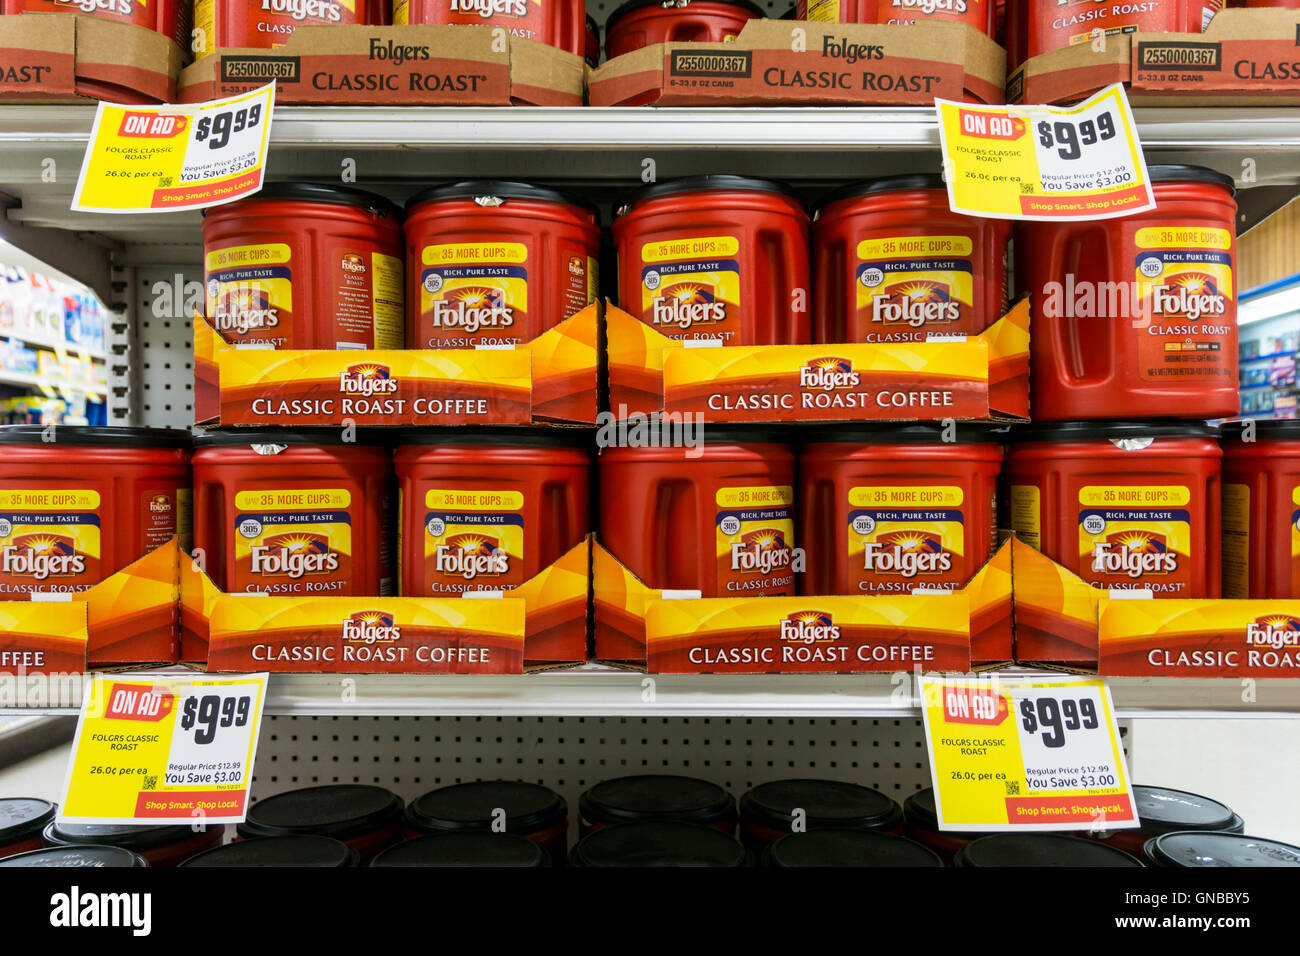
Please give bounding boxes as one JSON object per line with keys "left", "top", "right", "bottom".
{"left": 607, "top": 0, "right": 764, "bottom": 30}
{"left": 193, "top": 427, "right": 371, "bottom": 448}
{"left": 0, "top": 798, "right": 56, "bottom": 845}
{"left": 586, "top": 12, "right": 597, "bottom": 27}
{"left": 237, "top": 785, "right": 404, "bottom": 840}
{"left": 622, "top": 174, "right": 799, "bottom": 208}
{"left": 955, "top": 834, "right": 1144, "bottom": 867}
{"left": 180, "top": 835, "right": 360, "bottom": 867}
{"left": 0, "top": 845, "right": 147, "bottom": 868}
{"left": 1148, "top": 164, "right": 1236, "bottom": 194}
{"left": 236, "top": 181, "right": 401, "bottom": 217}
{"left": 396, "top": 427, "right": 593, "bottom": 450}
{"left": 1009, "top": 420, "right": 1220, "bottom": 443}
{"left": 44, "top": 820, "right": 215, "bottom": 851}
{"left": 1133, "top": 786, "right": 1238, "bottom": 836}
{"left": 0, "top": 425, "right": 191, "bottom": 449}
{"left": 1145, "top": 831, "right": 1300, "bottom": 867}
{"left": 765, "top": 830, "right": 943, "bottom": 867}
{"left": 571, "top": 821, "right": 746, "bottom": 867}
{"left": 406, "top": 180, "right": 597, "bottom": 216}
{"left": 371, "top": 832, "right": 549, "bottom": 867}
{"left": 801, "top": 422, "right": 1007, "bottom": 445}
{"left": 1221, "top": 419, "right": 1300, "bottom": 441}
{"left": 579, "top": 775, "right": 736, "bottom": 827}
{"left": 814, "top": 174, "right": 947, "bottom": 213}
{"left": 740, "top": 779, "right": 903, "bottom": 832}
{"left": 405, "top": 781, "right": 567, "bottom": 835}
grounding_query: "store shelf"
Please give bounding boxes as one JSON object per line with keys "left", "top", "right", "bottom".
{"left": 0, "top": 369, "right": 106, "bottom": 395}
{"left": 1, "top": 331, "right": 105, "bottom": 362}
{"left": 4, "top": 667, "right": 1298, "bottom": 718}
{"left": 1241, "top": 349, "right": 1298, "bottom": 363}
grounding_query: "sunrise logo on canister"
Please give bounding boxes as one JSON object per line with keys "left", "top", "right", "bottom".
{"left": 871, "top": 281, "right": 961, "bottom": 329}
{"left": 1090, "top": 530, "right": 1178, "bottom": 578}
{"left": 435, "top": 532, "right": 510, "bottom": 581}
{"left": 248, "top": 532, "right": 339, "bottom": 580}
{"left": 1, "top": 534, "right": 85, "bottom": 581}
{"left": 862, "top": 528, "right": 953, "bottom": 578}
{"left": 730, "top": 527, "right": 792, "bottom": 576}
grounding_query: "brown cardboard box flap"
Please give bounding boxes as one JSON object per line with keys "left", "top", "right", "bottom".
{"left": 589, "top": 18, "right": 1005, "bottom": 107}
{"left": 179, "top": 24, "right": 582, "bottom": 106}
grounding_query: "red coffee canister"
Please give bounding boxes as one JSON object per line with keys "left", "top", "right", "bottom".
{"left": 599, "top": 428, "right": 795, "bottom": 597}
{"left": 739, "top": 779, "right": 903, "bottom": 851}
{"left": 394, "top": 428, "right": 590, "bottom": 595}
{"left": 874, "top": 0, "right": 993, "bottom": 31}
{"left": 192, "top": 429, "right": 393, "bottom": 597}
{"left": 194, "top": 0, "right": 372, "bottom": 57}
{"left": 395, "top": 0, "right": 586, "bottom": 55}
{"left": 0, "top": 426, "right": 190, "bottom": 599}
{"left": 1004, "top": 421, "right": 1222, "bottom": 598}
{"left": 0, "top": 799, "right": 56, "bottom": 860}
{"left": 1220, "top": 419, "right": 1300, "bottom": 599}
{"left": 585, "top": 12, "right": 599, "bottom": 64}
{"left": 612, "top": 175, "right": 811, "bottom": 345}
{"left": 43, "top": 821, "right": 224, "bottom": 867}
{"left": 203, "top": 183, "right": 404, "bottom": 350}
{"left": 404, "top": 181, "right": 600, "bottom": 349}
{"left": 1090, "top": 785, "right": 1243, "bottom": 858}
{"left": 578, "top": 775, "right": 737, "bottom": 835}
{"left": 404, "top": 781, "right": 569, "bottom": 861}
{"left": 798, "top": 424, "right": 1002, "bottom": 595}
{"left": 1006, "top": 0, "right": 1222, "bottom": 71}
{"left": 1020, "top": 165, "right": 1238, "bottom": 422}
{"left": 237, "top": 785, "right": 405, "bottom": 862}
{"left": 813, "top": 174, "right": 1010, "bottom": 344}
{"left": 604, "top": 0, "right": 762, "bottom": 59}
{"left": 2, "top": 0, "right": 188, "bottom": 49}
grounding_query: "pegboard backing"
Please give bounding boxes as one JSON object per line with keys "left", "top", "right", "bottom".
{"left": 133, "top": 266, "right": 199, "bottom": 429}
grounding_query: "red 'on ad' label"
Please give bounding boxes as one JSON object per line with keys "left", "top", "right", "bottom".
{"left": 942, "top": 685, "right": 1008, "bottom": 726}
{"left": 957, "top": 110, "right": 1025, "bottom": 141}
{"left": 116, "top": 112, "right": 189, "bottom": 138}
{"left": 104, "top": 683, "right": 175, "bottom": 722}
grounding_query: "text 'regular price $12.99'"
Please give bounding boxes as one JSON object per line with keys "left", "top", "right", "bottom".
{"left": 193, "top": 103, "right": 263, "bottom": 151}
{"left": 179, "top": 692, "right": 253, "bottom": 746}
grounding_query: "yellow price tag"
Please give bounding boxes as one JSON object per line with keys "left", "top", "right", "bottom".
{"left": 935, "top": 83, "right": 1155, "bottom": 221}
{"left": 59, "top": 673, "right": 267, "bottom": 825}
{"left": 71, "top": 84, "right": 275, "bottom": 214}
{"left": 919, "top": 674, "right": 1138, "bottom": 832}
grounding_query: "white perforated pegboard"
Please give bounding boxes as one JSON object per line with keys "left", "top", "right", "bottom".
{"left": 131, "top": 265, "right": 200, "bottom": 429}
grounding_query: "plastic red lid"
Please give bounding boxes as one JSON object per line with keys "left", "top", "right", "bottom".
{"left": 180, "top": 835, "right": 360, "bottom": 867}
{"left": 579, "top": 775, "right": 736, "bottom": 827}
{"left": 0, "top": 845, "right": 147, "bottom": 868}
{"left": 571, "top": 821, "right": 746, "bottom": 867}
{"left": 237, "top": 785, "right": 404, "bottom": 840}
{"left": 765, "top": 830, "right": 943, "bottom": 867}
{"left": 0, "top": 798, "right": 56, "bottom": 845}
{"left": 740, "top": 779, "right": 903, "bottom": 832}
{"left": 371, "top": 832, "right": 549, "bottom": 867}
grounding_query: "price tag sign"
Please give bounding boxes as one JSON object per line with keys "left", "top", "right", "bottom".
{"left": 71, "top": 83, "right": 275, "bottom": 214}
{"left": 58, "top": 673, "right": 267, "bottom": 825}
{"left": 919, "top": 674, "right": 1138, "bottom": 832}
{"left": 935, "top": 83, "right": 1154, "bottom": 221}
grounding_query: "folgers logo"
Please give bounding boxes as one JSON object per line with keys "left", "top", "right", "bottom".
{"left": 730, "top": 528, "right": 792, "bottom": 575}
{"left": 148, "top": 495, "right": 173, "bottom": 514}
{"left": 1, "top": 535, "right": 85, "bottom": 580}
{"left": 54, "top": 0, "right": 132, "bottom": 14}
{"left": 1090, "top": 530, "right": 1178, "bottom": 578}
{"left": 341, "top": 254, "right": 367, "bottom": 275}
{"left": 261, "top": 0, "right": 345, "bottom": 22}
{"left": 249, "top": 532, "right": 340, "bottom": 579}
{"left": 871, "top": 282, "right": 960, "bottom": 328}
{"left": 800, "top": 357, "right": 861, "bottom": 391}
{"left": 342, "top": 610, "right": 402, "bottom": 645}
{"left": 428, "top": 287, "right": 514, "bottom": 333}
{"left": 339, "top": 362, "right": 398, "bottom": 396}
{"left": 780, "top": 610, "right": 841, "bottom": 645}
{"left": 885, "top": 0, "right": 970, "bottom": 16}
{"left": 1151, "top": 273, "right": 1228, "bottom": 323}
{"left": 212, "top": 287, "right": 278, "bottom": 335}
{"left": 450, "top": 0, "right": 529, "bottom": 18}
{"left": 862, "top": 529, "right": 953, "bottom": 577}
{"left": 651, "top": 283, "right": 726, "bottom": 329}
{"left": 1246, "top": 615, "right": 1300, "bottom": 651}
{"left": 435, "top": 533, "right": 509, "bottom": 580}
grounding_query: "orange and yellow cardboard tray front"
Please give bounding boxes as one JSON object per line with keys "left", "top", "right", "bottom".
{"left": 1010, "top": 8, "right": 1300, "bottom": 107}
{"left": 193, "top": 301, "right": 600, "bottom": 427}
{"left": 589, "top": 19, "right": 1005, "bottom": 107}
{"left": 606, "top": 299, "right": 1030, "bottom": 424}
{"left": 594, "top": 537, "right": 1013, "bottom": 673}
{"left": 179, "top": 24, "right": 583, "bottom": 106}
{"left": 0, "top": 538, "right": 180, "bottom": 675}
{"left": 181, "top": 536, "right": 592, "bottom": 672}
{"left": 0, "top": 12, "right": 180, "bottom": 104}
